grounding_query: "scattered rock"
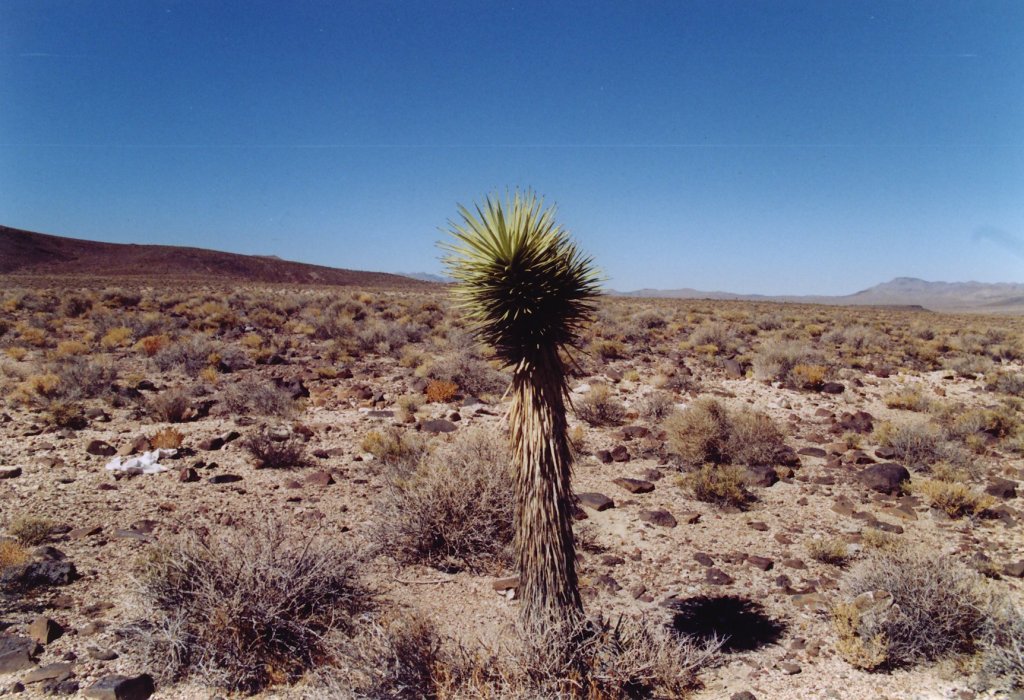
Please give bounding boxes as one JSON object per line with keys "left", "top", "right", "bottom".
{"left": 986, "top": 478, "right": 1018, "bottom": 499}
{"left": 28, "top": 617, "right": 63, "bottom": 645}
{"left": 777, "top": 661, "right": 802, "bottom": 674}
{"left": 576, "top": 493, "right": 614, "bottom": 511}
{"left": 208, "top": 474, "right": 243, "bottom": 484}
{"left": 0, "top": 635, "right": 40, "bottom": 673}
{"left": 744, "top": 464, "right": 778, "bottom": 487}
{"left": 610, "top": 445, "right": 630, "bottom": 462}
{"left": 838, "top": 411, "right": 874, "bottom": 434}
{"left": 612, "top": 477, "right": 653, "bottom": 494}
{"left": 86, "top": 440, "right": 117, "bottom": 457}
{"left": 731, "top": 693, "right": 757, "bottom": 700}
{"left": 797, "top": 447, "right": 827, "bottom": 458}
{"left": 197, "top": 436, "right": 225, "bottom": 451}
{"left": 419, "top": 419, "right": 457, "bottom": 434}
{"left": 306, "top": 470, "right": 334, "bottom": 487}
{"left": 693, "top": 552, "right": 714, "bottom": 567}
{"left": 705, "top": 568, "right": 734, "bottom": 586}
{"left": 638, "top": 509, "right": 677, "bottom": 528}
{"left": 83, "top": 674, "right": 155, "bottom": 700}
{"left": 23, "top": 662, "right": 73, "bottom": 684}
{"left": 820, "top": 382, "right": 844, "bottom": 395}
{"left": 747, "top": 555, "right": 774, "bottom": 571}
{"left": 0, "top": 467, "right": 22, "bottom": 479}
{"left": 86, "top": 648, "right": 118, "bottom": 662}
{"left": 1003, "top": 560, "right": 1024, "bottom": 578}
{"left": 68, "top": 526, "right": 101, "bottom": 540}
{"left": 178, "top": 467, "right": 200, "bottom": 483}
{"left": 722, "top": 358, "right": 744, "bottom": 379}
{"left": 0, "top": 561, "right": 78, "bottom": 590}
{"left": 859, "top": 463, "right": 911, "bottom": 495}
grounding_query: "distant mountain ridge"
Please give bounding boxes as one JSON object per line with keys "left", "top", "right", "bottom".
{"left": 621, "top": 277, "right": 1024, "bottom": 313}
{"left": 0, "top": 225, "right": 432, "bottom": 288}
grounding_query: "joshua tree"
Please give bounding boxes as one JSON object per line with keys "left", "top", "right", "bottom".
{"left": 442, "top": 190, "right": 601, "bottom": 632}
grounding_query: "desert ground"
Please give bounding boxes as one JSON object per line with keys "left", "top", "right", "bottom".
{"left": 1, "top": 279, "right": 1022, "bottom": 699}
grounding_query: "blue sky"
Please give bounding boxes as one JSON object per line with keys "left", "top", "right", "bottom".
{"left": 1, "top": 1, "right": 1021, "bottom": 294}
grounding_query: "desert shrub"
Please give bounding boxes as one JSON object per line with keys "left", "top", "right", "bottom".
{"left": 637, "top": 391, "right": 676, "bottom": 421}
{"left": 422, "top": 347, "right": 507, "bottom": 398}
{"left": 790, "top": 363, "right": 830, "bottom": 390}
{"left": 688, "top": 322, "right": 737, "bottom": 354}
{"left": 136, "top": 334, "right": 170, "bottom": 357}
{"left": 44, "top": 400, "right": 87, "bottom": 430}
{"left": 574, "top": 384, "right": 626, "bottom": 426}
{"left": 873, "top": 420, "right": 947, "bottom": 470}
{"left": 634, "top": 310, "right": 667, "bottom": 330}
{"left": 913, "top": 479, "right": 995, "bottom": 519}
{"left": 148, "top": 389, "right": 193, "bottom": 423}
{"left": 53, "top": 356, "right": 117, "bottom": 399}
{"left": 834, "top": 545, "right": 987, "bottom": 669}
{"left": 53, "top": 340, "right": 90, "bottom": 358}
{"left": 752, "top": 339, "right": 822, "bottom": 386}
{"left": 679, "top": 464, "right": 752, "bottom": 508}
{"left": 154, "top": 334, "right": 216, "bottom": 377}
{"left": 884, "top": 385, "right": 932, "bottom": 412}
{"left": 394, "top": 394, "right": 424, "bottom": 422}
{"left": 244, "top": 431, "right": 308, "bottom": 469}
{"left": 945, "top": 354, "right": 993, "bottom": 378}
{"left": 806, "top": 537, "right": 851, "bottom": 566}
{"left": 664, "top": 398, "right": 787, "bottom": 467}
{"left": 425, "top": 379, "right": 459, "bottom": 403}
{"left": 129, "top": 519, "right": 369, "bottom": 693}
{"left": 8, "top": 516, "right": 54, "bottom": 545}
{"left": 988, "top": 371, "right": 1024, "bottom": 397}
{"left": 504, "top": 615, "right": 721, "bottom": 699}
{"left": 728, "top": 408, "right": 789, "bottom": 466}
{"left": 590, "top": 338, "right": 626, "bottom": 361}
{"left": 982, "top": 599, "right": 1024, "bottom": 690}
{"left": 376, "top": 428, "right": 513, "bottom": 572}
{"left": 61, "top": 294, "right": 93, "bottom": 318}
{"left": 361, "top": 427, "right": 428, "bottom": 473}
{"left": 150, "top": 427, "right": 185, "bottom": 450}
{"left": 220, "top": 377, "right": 296, "bottom": 417}
{"left": 664, "top": 398, "right": 730, "bottom": 466}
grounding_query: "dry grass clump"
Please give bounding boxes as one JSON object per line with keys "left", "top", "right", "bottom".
{"left": 7, "top": 515, "right": 54, "bottom": 545}
{"left": 574, "top": 384, "right": 626, "bottom": 426}
{"left": 421, "top": 346, "right": 507, "bottom": 398}
{"left": 361, "top": 427, "right": 428, "bottom": 472}
{"left": 752, "top": 339, "right": 822, "bottom": 386}
{"left": 0, "top": 539, "right": 30, "bottom": 569}
{"left": 664, "top": 398, "right": 788, "bottom": 468}
{"left": 834, "top": 544, "right": 988, "bottom": 670}
{"left": 148, "top": 389, "right": 194, "bottom": 423}
{"left": 375, "top": 428, "right": 513, "bottom": 572}
{"left": 150, "top": 427, "right": 185, "bottom": 450}
{"left": 129, "top": 519, "right": 369, "bottom": 693}
{"left": 52, "top": 356, "right": 117, "bottom": 399}
{"left": 913, "top": 478, "right": 995, "bottom": 519}
{"left": 987, "top": 370, "right": 1024, "bottom": 397}
{"left": 244, "top": 430, "right": 308, "bottom": 469}
{"left": 425, "top": 379, "right": 459, "bottom": 403}
{"left": 806, "top": 537, "right": 851, "bottom": 566}
{"left": 884, "top": 385, "right": 932, "bottom": 412}
{"left": 153, "top": 334, "right": 217, "bottom": 377}
{"left": 679, "top": 464, "right": 752, "bottom": 508}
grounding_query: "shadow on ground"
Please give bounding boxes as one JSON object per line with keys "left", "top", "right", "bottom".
{"left": 667, "top": 595, "right": 787, "bottom": 652}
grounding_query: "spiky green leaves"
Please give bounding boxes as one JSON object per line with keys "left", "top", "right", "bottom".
{"left": 442, "top": 190, "right": 602, "bottom": 370}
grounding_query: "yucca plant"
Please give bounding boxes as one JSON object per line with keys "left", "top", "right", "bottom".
{"left": 442, "top": 190, "right": 601, "bottom": 633}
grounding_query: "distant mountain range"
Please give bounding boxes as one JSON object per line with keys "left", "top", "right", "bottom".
{"left": 620, "top": 277, "right": 1024, "bottom": 313}
{"left": 0, "top": 225, "right": 429, "bottom": 288}
{"left": 2, "top": 225, "right": 1018, "bottom": 312}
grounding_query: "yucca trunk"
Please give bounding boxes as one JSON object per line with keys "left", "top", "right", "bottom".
{"left": 509, "top": 348, "right": 582, "bottom": 629}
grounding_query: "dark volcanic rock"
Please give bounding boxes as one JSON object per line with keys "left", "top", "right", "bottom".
{"left": 86, "top": 440, "right": 117, "bottom": 457}
{"left": 0, "top": 467, "right": 21, "bottom": 479}
{"left": 838, "top": 411, "right": 874, "bottom": 434}
{"left": 638, "top": 509, "right": 677, "bottom": 528}
{"left": 0, "top": 635, "right": 41, "bottom": 673}
{"left": 1, "top": 560, "right": 78, "bottom": 590}
{"left": 744, "top": 464, "right": 779, "bottom": 487}
{"left": 419, "top": 419, "right": 457, "bottom": 434}
{"left": 705, "top": 568, "right": 734, "bottom": 585}
{"left": 860, "top": 463, "right": 911, "bottom": 494}
{"left": 613, "top": 477, "right": 654, "bottom": 494}
{"left": 208, "top": 474, "right": 243, "bottom": 484}
{"left": 986, "top": 478, "right": 1018, "bottom": 499}
{"left": 610, "top": 445, "right": 631, "bottom": 462}
{"left": 84, "top": 673, "right": 155, "bottom": 700}
{"left": 576, "top": 492, "right": 615, "bottom": 511}
{"left": 820, "top": 382, "right": 845, "bottom": 395}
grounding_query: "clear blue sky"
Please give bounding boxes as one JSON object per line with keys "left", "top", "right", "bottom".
{"left": 1, "top": 1, "right": 1021, "bottom": 294}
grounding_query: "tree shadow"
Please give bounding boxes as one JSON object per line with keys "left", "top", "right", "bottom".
{"left": 667, "top": 595, "right": 787, "bottom": 652}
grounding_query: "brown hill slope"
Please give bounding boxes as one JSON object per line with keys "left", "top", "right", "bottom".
{"left": 0, "top": 225, "right": 430, "bottom": 287}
